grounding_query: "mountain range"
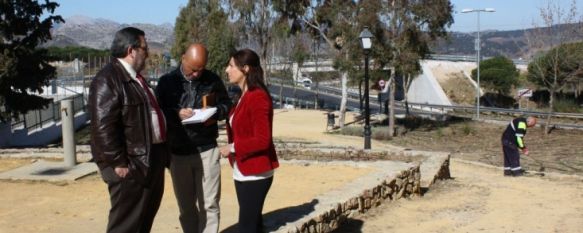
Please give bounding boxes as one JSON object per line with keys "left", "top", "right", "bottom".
{"left": 46, "top": 15, "right": 583, "bottom": 59}
{"left": 46, "top": 15, "right": 174, "bottom": 52}
{"left": 433, "top": 23, "right": 583, "bottom": 59}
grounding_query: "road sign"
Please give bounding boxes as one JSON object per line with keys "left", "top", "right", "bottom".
{"left": 517, "top": 88, "right": 532, "bottom": 98}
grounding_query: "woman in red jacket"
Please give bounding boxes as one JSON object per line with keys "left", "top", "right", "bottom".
{"left": 219, "top": 48, "right": 279, "bottom": 233}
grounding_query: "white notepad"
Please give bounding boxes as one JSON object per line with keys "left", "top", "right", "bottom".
{"left": 181, "top": 107, "right": 217, "bottom": 124}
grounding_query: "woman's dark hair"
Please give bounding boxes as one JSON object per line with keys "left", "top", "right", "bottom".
{"left": 230, "top": 49, "right": 270, "bottom": 98}
{"left": 110, "top": 27, "right": 145, "bottom": 58}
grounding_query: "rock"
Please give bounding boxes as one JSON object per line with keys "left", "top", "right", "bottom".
{"left": 395, "top": 178, "right": 403, "bottom": 187}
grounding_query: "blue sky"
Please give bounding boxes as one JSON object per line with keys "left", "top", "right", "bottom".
{"left": 52, "top": 0, "right": 582, "bottom": 32}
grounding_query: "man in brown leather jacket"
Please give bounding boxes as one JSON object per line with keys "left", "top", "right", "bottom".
{"left": 88, "top": 27, "right": 168, "bottom": 233}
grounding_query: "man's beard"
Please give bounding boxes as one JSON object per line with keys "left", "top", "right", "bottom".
{"left": 133, "top": 59, "right": 146, "bottom": 73}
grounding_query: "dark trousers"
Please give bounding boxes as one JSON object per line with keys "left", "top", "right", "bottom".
{"left": 502, "top": 139, "right": 521, "bottom": 172}
{"left": 235, "top": 177, "right": 273, "bottom": 233}
{"left": 100, "top": 143, "right": 167, "bottom": 233}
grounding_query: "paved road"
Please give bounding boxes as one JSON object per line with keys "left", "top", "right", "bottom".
{"left": 268, "top": 84, "right": 391, "bottom": 114}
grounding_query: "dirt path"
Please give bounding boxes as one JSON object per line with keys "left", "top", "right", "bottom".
{"left": 0, "top": 163, "right": 372, "bottom": 233}
{"left": 2, "top": 109, "right": 582, "bottom": 232}
{"left": 334, "top": 159, "right": 583, "bottom": 233}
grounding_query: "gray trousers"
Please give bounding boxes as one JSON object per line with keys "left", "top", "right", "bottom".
{"left": 170, "top": 147, "right": 221, "bottom": 233}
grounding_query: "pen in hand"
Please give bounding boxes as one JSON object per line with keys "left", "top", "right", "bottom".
{"left": 179, "top": 108, "right": 195, "bottom": 120}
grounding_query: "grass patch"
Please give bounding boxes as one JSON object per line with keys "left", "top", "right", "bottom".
{"left": 553, "top": 98, "right": 582, "bottom": 113}
{"left": 335, "top": 126, "right": 394, "bottom": 141}
{"left": 460, "top": 123, "right": 476, "bottom": 135}
{"left": 334, "top": 115, "right": 472, "bottom": 140}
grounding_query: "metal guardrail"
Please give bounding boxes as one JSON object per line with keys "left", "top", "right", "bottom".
{"left": 270, "top": 93, "right": 350, "bottom": 111}
{"left": 269, "top": 78, "right": 366, "bottom": 101}
{"left": 399, "top": 102, "right": 583, "bottom": 120}
{"left": 427, "top": 54, "right": 529, "bottom": 66}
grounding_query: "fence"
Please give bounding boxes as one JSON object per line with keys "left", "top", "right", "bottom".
{"left": 400, "top": 102, "right": 583, "bottom": 118}
{"left": 10, "top": 94, "right": 86, "bottom": 132}
{"left": 400, "top": 101, "right": 583, "bottom": 128}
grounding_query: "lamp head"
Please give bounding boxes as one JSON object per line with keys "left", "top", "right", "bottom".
{"left": 359, "top": 26, "right": 373, "bottom": 50}
{"left": 461, "top": 8, "right": 474, "bottom": 13}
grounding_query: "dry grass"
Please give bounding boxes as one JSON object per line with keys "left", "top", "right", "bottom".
{"left": 388, "top": 120, "right": 583, "bottom": 175}
{"left": 440, "top": 72, "right": 476, "bottom": 105}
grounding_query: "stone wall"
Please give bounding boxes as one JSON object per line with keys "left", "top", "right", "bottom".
{"left": 435, "top": 156, "right": 451, "bottom": 180}
{"left": 283, "top": 165, "right": 421, "bottom": 233}
{"left": 420, "top": 153, "right": 451, "bottom": 188}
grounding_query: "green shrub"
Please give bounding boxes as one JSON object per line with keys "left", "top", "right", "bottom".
{"left": 553, "top": 98, "right": 581, "bottom": 113}
{"left": 435, "top": 128, "right": 444, "bottom": 138}
{"left": 336, "top": 126, "right": 394, "bottom": 141}
{"left": 372, "top": 127, "right": 393, "bottom": 141}
{"left": 461, "top": 123, "right": 475, "bottom": 135}
{"left": 339, "top": 126, "right": 363, "bottom": 137}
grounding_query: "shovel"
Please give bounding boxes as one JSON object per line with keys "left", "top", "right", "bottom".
{"left": 523, "top": 154, "right": 545, "bottom": 176}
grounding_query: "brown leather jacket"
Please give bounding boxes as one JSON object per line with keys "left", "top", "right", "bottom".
{"left": 88, "top": 58, "right": 152, "bottom": 177}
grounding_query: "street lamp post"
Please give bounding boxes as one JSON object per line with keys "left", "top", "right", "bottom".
{"left": 461, "top": 8, "right": 495, "bottom": 120}
{"left": 359, "top": 27, "right": 373, "bottom": 150}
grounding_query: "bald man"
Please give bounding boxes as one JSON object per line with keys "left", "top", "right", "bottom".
{"left": 156, "top": 44, "right": 232, "bottom": 233}
{"left": 501, "top": 116, "right": 537, "bottom": 177}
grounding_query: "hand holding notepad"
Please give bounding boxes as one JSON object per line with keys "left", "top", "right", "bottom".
{"left": 181, "top": 107, "right": 217, "bottom": 124}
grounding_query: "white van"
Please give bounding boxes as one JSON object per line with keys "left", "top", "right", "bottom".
{"left": 299, "top": 76, "right": 312, "bottom": 90}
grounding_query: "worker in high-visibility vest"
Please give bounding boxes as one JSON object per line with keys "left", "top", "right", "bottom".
{"left": 501, "top": 116, "right": 537, "bottom": 176}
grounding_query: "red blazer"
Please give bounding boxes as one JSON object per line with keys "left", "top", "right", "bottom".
{"left": 226, "top": 88, "right": 279, "bottom": 175}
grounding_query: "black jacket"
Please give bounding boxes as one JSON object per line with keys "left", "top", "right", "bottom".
{"left": 156, "top": 67, "right": 232, "bottom": 155}
{"left": 502, "top": 117, "right": 528, "bottom": 149}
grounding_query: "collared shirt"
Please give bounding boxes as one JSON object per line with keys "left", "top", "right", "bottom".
{"left": 117, "top": 58, "right": 165, "bottom": 144}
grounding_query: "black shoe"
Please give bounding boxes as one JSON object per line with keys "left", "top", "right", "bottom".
{"left": 512, "top": 170, "right": 524, "bottom": 177}
{"left": 504, "top": 170, "right": 512, "bottom": 176}
{"left": 518, "top": 168, "right": 526, "bottom": 173}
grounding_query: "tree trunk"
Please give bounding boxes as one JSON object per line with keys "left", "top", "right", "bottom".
{"left": 293, "top": 63, "right": 300, "bottom": 107}
{"left": 339, "top": 72, "right": 348, "bottom": 127}
{"left": 315, "top": 81, "right": 319, "bottom": 109}
{"left": 404, "top": 74, "right": 411, "bottom": 116}
{"left": 575, "top": 81, "right": 580, "bottom": 99}
{"left": 259, "top": 0, "right": 270, "bottom": 86}
{"left": 314, "top": 40, "right": 319, "bottom": 110}
{"left": 545, "top": 89, "right": 554, "bottom": 135}
{"left": 260, "top": 53, "right": 270, "bottom": 86}
{"left": 279, "top": 78, "right": 284, "bottom": 108}
{"left": 388, "top": 76, "right": 396, "bottom": 137}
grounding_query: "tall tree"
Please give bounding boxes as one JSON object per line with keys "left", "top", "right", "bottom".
{"left": 528, "top": 42, "right": 583, "bottom": 105}
{"left": 269, "top": 21, "right": 295, "bottom": 108}
{"left": 280, "top": 0, "right": 452, "bottom": 131}
{"left": 229, "top": 0, "right": 275, "bottom": 85}
{"left": 290, "top": 34, "right": 310, "bottom": 106}
{"left": 525, "top": 0, "right": 583, "bottom": 134}
{"left": 471, "top": 56, "right": 520, "bottom": 95}
{"left": 288, "top": 0, "right": 382, "bottom": 127}
{"left": 172, "top": 0, "right": 235, "bottom": 76}
{"left": 380, "top": 0, "right": 453, "bottom": 135}
{"left": 0, "top": 0, "right": 64, "bottom": 120}
{"left": 206, "top": 9, "right": 236, "bottom": 77}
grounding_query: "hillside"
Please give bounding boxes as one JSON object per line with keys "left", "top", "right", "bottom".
{"left": 45, "top": 15, "right": 582, "bottom": 59}
{"left": 44, "top": 15, "right": 174, "bottom": 52}
{"left": 432, "top": 23, "right": 583, "bottom": 58}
